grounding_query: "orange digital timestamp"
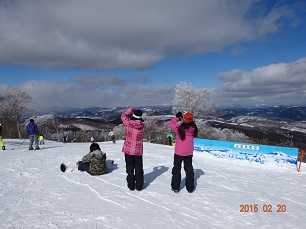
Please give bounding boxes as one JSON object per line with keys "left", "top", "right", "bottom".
{"left": 240, "top": 204, "right": 286, "bottom": 213}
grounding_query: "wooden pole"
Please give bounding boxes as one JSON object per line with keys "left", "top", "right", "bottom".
{"left": 298, "top": 149, "right": 305, "bottom": 172}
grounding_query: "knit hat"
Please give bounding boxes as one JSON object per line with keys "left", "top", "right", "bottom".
{"left": 183, "top": 112, "right": 193, "bottom": 124}
{"left": 90, "top": 143, "right": 101, "bottom": 152}
{"left": 132, "top": 109, "right": 143, "bottom": 120}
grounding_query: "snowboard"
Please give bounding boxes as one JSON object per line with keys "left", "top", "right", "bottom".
{"left": 60, "top": 160, "right": 114, "bottom": 173}
{"left": 60, "top": 163, "right": 67, "bottom": 172}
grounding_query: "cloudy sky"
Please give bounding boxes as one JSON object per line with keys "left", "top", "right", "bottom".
{"left": 0, "top": 0, "right": 306, "bottom": 113}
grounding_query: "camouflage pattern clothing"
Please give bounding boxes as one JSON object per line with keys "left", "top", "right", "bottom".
{"left": 81, "top": 149, "right": 107, "bottom": 175}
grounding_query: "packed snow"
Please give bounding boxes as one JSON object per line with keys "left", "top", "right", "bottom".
{"left": 1, "top": 139, "right": 305, "bottom": 229}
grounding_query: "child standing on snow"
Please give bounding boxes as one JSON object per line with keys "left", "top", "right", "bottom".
{"left": 121, "top": 107, "right": 146, "bottom": 191}
{"left": 39, "top": 135, "right": 45, "bottom": 145}
{"left": 0, "top": 123, "right": 5, "bottom": 150}
{"left": 168, "top": 112, "right": 198, "bottom": 193}
{"left": 60, "top": 142, "right": 113, "bottom": 175}
{"left": 166, "top": 131, "right": 174, "bottom": 146}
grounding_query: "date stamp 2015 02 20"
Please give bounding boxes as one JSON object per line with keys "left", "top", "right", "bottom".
{"left": 240, "top": 204, "right": 287, "bottom": 213}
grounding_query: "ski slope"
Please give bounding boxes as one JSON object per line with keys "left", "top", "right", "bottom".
{"left": 0, "top": 139, "right": 305, "bottom": 229}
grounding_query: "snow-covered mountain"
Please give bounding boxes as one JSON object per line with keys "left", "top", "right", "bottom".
{"left": 48, "top": 106, "right": 173, "bottom": 124}
{"left": 211, "top": 106, "right": 306, "bottom": 149}
{"left": 219, "top": 105, "right": 306, "bottom": 121}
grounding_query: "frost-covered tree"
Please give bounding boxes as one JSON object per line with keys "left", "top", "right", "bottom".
{"left": 172, "top": 82, "right": 215, "bottom": 119}
{"left": 51, "top": 119, "right": 61, "bottom": 142}
{"left": 0, "top": 89, "right": 32, "bottom": 139}
{"left": 114, "top": 117, "right": 170, "bottom": 144}
{"left": 144, "top": 118, "right": 169, "bottom": 144}
{"left": 196, "top": 121, "right": 251, "bottom": 143}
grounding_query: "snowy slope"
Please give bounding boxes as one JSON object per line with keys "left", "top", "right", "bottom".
{"left": 0, "top": 139, "right": 305, "bottom": 229}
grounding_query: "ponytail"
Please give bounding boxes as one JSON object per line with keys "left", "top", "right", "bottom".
{"left": 178, "top": 122, "right": 198, "bottom": 141}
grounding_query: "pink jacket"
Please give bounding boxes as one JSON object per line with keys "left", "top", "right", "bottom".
{"left": 168, "top": 117, "right": 195, "bottom": 156}
{"left": 121, "top": 107, "right": 146, "bottom": 156}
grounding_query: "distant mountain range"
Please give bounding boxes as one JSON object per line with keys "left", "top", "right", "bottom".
{"left": 214, "top": 105, "right": 306, "bottom": 149}
{"left": 51, "top": 106, "right": 173, "bottom": 124}
{"left": 40, "top": 105, "right": 306, "bottom": 149}
{"left": 219, "top": 105, "right": 306, "bottom": 122}
{"left": 51, "top": 105, "right": 306, "bottom": 122}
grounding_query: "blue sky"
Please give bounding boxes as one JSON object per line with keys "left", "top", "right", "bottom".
{"left": 0, "top": 0, "right": 306, "bottom": 113}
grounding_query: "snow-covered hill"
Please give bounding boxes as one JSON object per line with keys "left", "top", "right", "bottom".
{"left": 0, "top": 139, "right": 305, "bottom": 228}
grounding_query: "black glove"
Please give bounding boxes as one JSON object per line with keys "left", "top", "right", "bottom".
{"left": 176, "top": 112, "right": 183, "bottom": 119}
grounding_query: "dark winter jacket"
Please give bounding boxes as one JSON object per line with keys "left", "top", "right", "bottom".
{"left": 0, "top": 126, "right": 2, "bottom": 135}
{"left": 81, "top": 149, "right": 107, "bottom": 175}
{"left": 26, "top": 122, "right": 39, "bottom": 135}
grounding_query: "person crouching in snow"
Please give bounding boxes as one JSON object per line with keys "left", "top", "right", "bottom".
{"left": 168, "top": 111, "right": 198, "bottom": 193}
{"left": 60, "top": 142, "right": 114, "bottom": 175}
{"left": 121, "top": 107, "right": 146, "bottom": 191}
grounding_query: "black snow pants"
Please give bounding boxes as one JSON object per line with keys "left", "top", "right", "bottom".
{"left": 125, "top": 154, "right": 144, "bottom": 191}
{"left": 171, "top": 154, "right": 194, "bottom": 192}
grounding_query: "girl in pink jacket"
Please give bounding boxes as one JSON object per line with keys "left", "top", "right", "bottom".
{"left": 168, "top": 111, "right": 198, "bottom": 193}
{"left": 121, "top": 107, "right": 146, "bottom": 191}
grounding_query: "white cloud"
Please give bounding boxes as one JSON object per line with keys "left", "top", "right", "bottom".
{"left": 72, "top": 76, "right": 128, "bottom": 88}
{"left": 212, "top": 57, "right": 306, "bottom": 106}
{"left": 3, "top": 57, "right": 306, "bottom": 112}
{"left": 18, "top": 78, "right": 174, "bottom": 112}
{"left": 2, "top": 57, "right": 306, "bottom": 112}
{"left": 0, "top": 0, "right": 298, "bottom": 70}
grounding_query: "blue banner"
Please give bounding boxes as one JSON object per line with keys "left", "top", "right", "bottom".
{"left": 194, "top": 138, "right": 298, "bottom": 164}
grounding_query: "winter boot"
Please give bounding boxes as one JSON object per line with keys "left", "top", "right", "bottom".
{"left": 106, "top": 160, "right": 114, "bottom": 167}
{"left": 60, "top": 163, "right": 67, "bottom": 172}
{"left": 61, "top": 162, "right": 78, "bottom": 172}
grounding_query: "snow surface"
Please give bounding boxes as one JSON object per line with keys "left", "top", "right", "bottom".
{"left": 1, "top": 139, "right": 306, "bottom": 229}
